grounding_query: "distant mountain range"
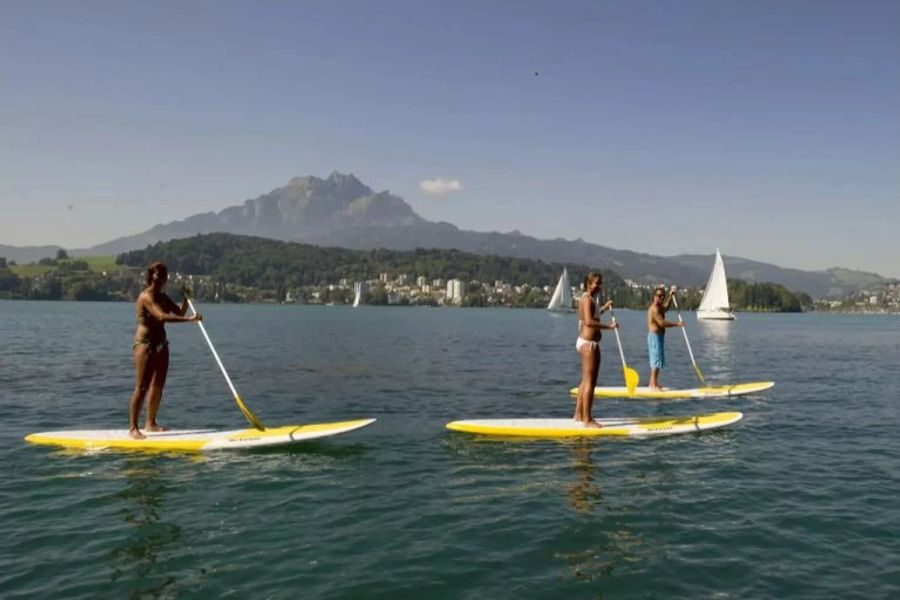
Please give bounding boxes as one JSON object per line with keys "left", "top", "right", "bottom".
{"left": 1, "top": 171, "right": 888, "bottom": 298}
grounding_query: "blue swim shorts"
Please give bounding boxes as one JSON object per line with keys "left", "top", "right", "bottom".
{"left": 647, "top": 332, "right": 666, "bottom": 369}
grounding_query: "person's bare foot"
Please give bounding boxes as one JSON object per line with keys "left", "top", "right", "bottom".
{"left": 650, "top": 385, "right": 664, "bottom": 391}
{"left": 129, "top": 428, "right": 145, "bottom": 440}
{"left": 583, "top": 419, "right": 602, "bottom": 429}
{"left": 144, "top": 423, "right": 167, "bottom": 433}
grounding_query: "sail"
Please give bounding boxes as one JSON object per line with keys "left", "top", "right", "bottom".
{"left": 352, "top": 282, "right": 362, "bottom": 308}
{"left": 698, "top": 249, "right": 730, "bottom": 311}
{"left": 547, "top": 268, "right": 574, "bottom": 311}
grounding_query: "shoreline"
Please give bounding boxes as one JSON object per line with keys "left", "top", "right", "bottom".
{"left": 3, "top": 297, "right": 895, "bottom": 315}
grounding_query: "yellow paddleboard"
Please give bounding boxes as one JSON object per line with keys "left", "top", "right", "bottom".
{"left": 568, "top": 381, "right": 774, "bottom": 400}
{"left": 446, "top": 412, "right": 743, "bottom": 438}
{"left": 24, "top": 419, "right": 376, "bottom": 452}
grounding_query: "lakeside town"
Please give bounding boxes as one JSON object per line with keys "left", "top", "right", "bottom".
{"left": 185, "top": 270, "right": 900, "bottom": 314}
{"left": 169, "top": 270, "right": 595, "bottom": 308}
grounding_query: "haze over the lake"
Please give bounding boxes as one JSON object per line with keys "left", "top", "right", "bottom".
{"left": 1, "top": 1, "right": 897, "bottom": 277}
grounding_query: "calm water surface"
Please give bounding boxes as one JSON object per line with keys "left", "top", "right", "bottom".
{"left": 1, "top": 301, "right": 899, "bottom": 598}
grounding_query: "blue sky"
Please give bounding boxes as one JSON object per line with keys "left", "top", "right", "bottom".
{"left": 1, "top": 1, "right": 898, "bottom": 276}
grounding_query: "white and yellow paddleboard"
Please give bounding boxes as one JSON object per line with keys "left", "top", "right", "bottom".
{"left": 568, "top": 381, "right": 774, "bottom": 400}
{"left": 447, "top": 412, "right": 743, "bottom": 438}
{"left": 24, "top": 419, "right": 376, "bottom": 452}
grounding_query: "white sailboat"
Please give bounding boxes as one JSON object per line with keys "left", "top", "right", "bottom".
{"left": 352, "top": 282, "right": 363, "bottom": 308}
{"left": 547, "top": 268, "right": 575, "bottom": 312}
{"left": 697, "top": 249, "right": 735, "bottom": 320}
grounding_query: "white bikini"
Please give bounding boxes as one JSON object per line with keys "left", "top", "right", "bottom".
{"left": 575, "top": 337, "right": 597, "bottom": 352}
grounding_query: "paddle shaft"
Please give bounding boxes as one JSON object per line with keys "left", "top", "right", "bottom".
{"left": 670, "top": 295, "right": 705, "bottom": 384}
{"left": 611, "top": 312, "right": 627, "bottom": 368}
{"left": 186, "top": 298, "right": 266, "bottom": 430}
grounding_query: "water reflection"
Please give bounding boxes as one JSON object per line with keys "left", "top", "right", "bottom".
{"left": 696, "top": 319, "right": 735, "bottom": 381}
{"left": 697, "top": 318, "right": 733, "bottom": 344}
{"left": 566, "top": 440, "right": 602, "bottom": 515}
{"left": 558, "top": 440, "right": 643, "bottom": 591}
{"left": 108, "top": 456, "right": 182, "bottom": 599}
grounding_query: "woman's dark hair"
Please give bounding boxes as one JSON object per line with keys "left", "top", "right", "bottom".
{"left": 583, "top": 271, "right": 602, "bottom": 291}
{"left": 146, "top": 262, "right": 168, "bottom": 286}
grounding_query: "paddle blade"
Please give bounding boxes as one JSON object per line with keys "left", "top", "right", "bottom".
{"left": 692, "top": 364, "right": 706, "bottom": 386}
{"left": 624, "top": 366, "right": 640, "bottom": 396}
{"left": 236, "top": 395, "right": 266, "bottom": 431}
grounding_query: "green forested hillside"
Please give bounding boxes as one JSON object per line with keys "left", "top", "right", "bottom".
{"left": 116, "top": 233, "right": 625, "bottom": 291}
{"left": 728, "top": 279, "right": 813, "bottom": 312}
{"left": 0, "top": 254, "right": 138, "bottom": 301}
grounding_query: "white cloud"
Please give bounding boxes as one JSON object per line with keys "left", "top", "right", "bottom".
{"left": 419, "top": 177, "right": 462, "bottom": 197}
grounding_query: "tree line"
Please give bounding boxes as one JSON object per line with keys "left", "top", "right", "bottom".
{"left": 115, "top": 233, "right": 624, "bottom": 289}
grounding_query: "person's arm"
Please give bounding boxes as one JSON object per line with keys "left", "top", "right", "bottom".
{"left": 597, "top": 299, "right": 617, "bottom": 329}
{"left": 159, "top": 293, "right": 189, "bottom": 317}
{"left": 580, "top": 297, "right": 618, "bottom": 329}
{"left": 663, "top": 285, "right": 677, "bottom": 311}
{"left": 651, "top": 308, "right": 683, "bottom": 329}
{"left": 143, "top": 294, "right": 200, "bottom": 323}
{"left": 599, "top": 318, "right": 619, "bottom": 330}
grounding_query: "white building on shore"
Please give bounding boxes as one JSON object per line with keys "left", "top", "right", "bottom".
{"left": 446, "top": 279, "right": 467, "bottom": 304}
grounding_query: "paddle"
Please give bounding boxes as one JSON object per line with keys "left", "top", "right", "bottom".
{"left": 609, "top": 304, "right": 639, "bottom": 396}
{"left": 670, "top": 294, "right": 706, "bottom": 385}
{"left": 184, "top": 291, "right": 266, "bottom": 431}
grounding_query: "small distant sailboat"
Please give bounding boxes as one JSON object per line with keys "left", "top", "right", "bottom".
{"left": 352, "top": 282, "right": 363, "bottom": 308}
{"left": 697, "top": 249, "right": 735, "bottom": 320}
{"left": 547, "top": 268, "right": 575, "bottom": 312}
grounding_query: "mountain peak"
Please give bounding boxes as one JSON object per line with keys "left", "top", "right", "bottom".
{"left": 80, "top": 172, "right": 420, "bottom": 253}
{"left": 287, "top": 175, "right": 315, "bottom": 188}
{"left": 327, "top": 170, "right": 361, "bottom": 185}
{"left": 286, "top": 171, "right": 371, "bottom": 197}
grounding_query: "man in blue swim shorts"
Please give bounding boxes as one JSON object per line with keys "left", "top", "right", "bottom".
{"left": 647, "top": 286, "right": 684, "bottom": 391}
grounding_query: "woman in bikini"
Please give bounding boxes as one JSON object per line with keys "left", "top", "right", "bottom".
{"left": 575, "top": 272, "right": 617, "bottom": 428}
{"left": 129, "top": 262, "right": 202, "bottom": 439}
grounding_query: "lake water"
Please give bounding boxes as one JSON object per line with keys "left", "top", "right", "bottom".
{"left": 1, "top": 301, "right": 899, "bottom": 598}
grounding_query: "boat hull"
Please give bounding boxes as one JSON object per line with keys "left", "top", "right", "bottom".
{"left": 697, "top": 309, "right": 735, "bottom": 320}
